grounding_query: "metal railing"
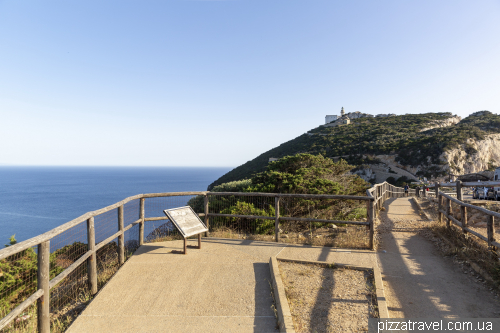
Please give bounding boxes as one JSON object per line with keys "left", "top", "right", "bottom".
{"left": 0, "top": 184, "right": 412, "bottom": 332}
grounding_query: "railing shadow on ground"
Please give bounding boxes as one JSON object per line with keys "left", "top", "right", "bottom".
{"left": 377, "top": 197, "right": 499, "bottom": 318}
{"left": 378, "top": 197, "right": 458, "bottom": 317}
{"left": 252, "top": 262, "right": 278, "bottom": 332}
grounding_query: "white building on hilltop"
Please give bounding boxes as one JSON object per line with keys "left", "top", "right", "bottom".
{"left": 325, "top": 107, "right": 373, "bottom": 125}
{"left": 325, "top": 115, "right": 338, "bottom": 124}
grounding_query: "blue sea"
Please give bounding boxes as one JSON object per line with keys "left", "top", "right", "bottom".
{"left": 0, "top": 166, "right": 231, "bottom": 244}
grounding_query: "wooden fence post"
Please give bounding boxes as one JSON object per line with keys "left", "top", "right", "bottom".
{"left": 87, "top": 217, "right": 97, "bottom": 295}
{"left": 118, "top": 205, "right": 124, "bottom": 265}
{"left": 434, "top": 182, "right": 439, "bottom": 199}
{"left": 487, "top": 215, "right": 495, "bottom": 248}
{"left": 461, "top": 206, "right": 467, "bottom": 234}
{"left": 438, "top": 193, "right": 442, "bottom": 224}
{"left": 446, "top": 198, "right": 451, "bottom": 228}
{"left": 275, "top": 196, "right": 280, "bottom": 242}
{"left": 37, "top": 241, "right": 50, "bottom": 333}
{"left": 456, "top": 180, "right": 462, "bottom": 201}
{"left": 139, "top": 198, "right": 145, "bottom": 246}
{"left": 204, "top": 195, "right": 210, "bottom": 237}
{"left": 367, "top": 199, "right": 374, "bottom": 250}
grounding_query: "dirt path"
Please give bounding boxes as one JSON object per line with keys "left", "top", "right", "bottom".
{"left": 377, "top": 198, "right": 500, "bottom": 318}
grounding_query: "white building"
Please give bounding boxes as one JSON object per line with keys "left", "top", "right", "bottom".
{"left": 325, "top": 115, "right": 338, "bottom": 124}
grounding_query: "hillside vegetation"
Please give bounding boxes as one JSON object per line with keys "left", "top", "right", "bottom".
{"left": 209, "top": 111, "right": 500, "bottom": 189}
{"left": 189, "top": 154, "right": 369, "bottom": 235}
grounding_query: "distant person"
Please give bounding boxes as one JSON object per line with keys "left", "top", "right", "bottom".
{"left": 404, "top": 184, "right": 409, "bottom": 197}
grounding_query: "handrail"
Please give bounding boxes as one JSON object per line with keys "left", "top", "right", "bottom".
{"left": 428, "top": 181, "right": 500, "bottom": 188}
{"left": 437, "top": 191, "right": 500, "bottom": 250}
{"left": 0, "top": 192, "right": 206, "bottom": 261}
{"left": 209, "top": 191, "right": 374, "bottom": 201}
{"left": 439, "top": 192, "right": 500, "bottom": 219}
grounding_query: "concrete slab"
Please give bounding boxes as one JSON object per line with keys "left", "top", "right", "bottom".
{"left": 68, "top": 239, "right": 284, "bottom": 333}
{"left": 276, "top": 243, "right": 375, "bottom": 268}
{"left": 378, "top": 198, "right": 500, "bottom": 318}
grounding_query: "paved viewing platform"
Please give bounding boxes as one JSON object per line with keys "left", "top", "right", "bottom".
{"left": 67, "top": 198, "right": 499, "bottom": 332}
{"left": 67, "top": 238, "right": 375, "bottom": 332}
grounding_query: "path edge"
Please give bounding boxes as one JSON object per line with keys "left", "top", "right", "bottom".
{"left": 269, "top": 256, "right": 389, "bottom": 332}
{"left": 269, "top": 256, "right": 296, "bottom": 333}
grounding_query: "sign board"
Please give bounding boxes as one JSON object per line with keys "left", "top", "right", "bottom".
{"left": 163, "top": 206, "right": 208, "bottom": 238}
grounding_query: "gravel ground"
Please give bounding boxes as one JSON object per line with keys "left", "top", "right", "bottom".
{"left": 278, "top": 261, "right": 377, "bottom": 333}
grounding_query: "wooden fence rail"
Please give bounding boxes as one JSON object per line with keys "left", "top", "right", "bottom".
{"left": 437, "top": 191, "right": 500, "bottom": 250}
{"left": 0, "top": 184, "right": 410, "bottom": 332}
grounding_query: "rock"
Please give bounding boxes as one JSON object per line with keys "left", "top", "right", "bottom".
{"left": 330, "top": 224, "right": 338, "bottom": 229}
{"left": 282, "top": 234, "right": 288, "bottom": 238}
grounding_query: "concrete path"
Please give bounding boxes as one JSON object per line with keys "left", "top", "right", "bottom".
{"left": 377, "top": 198, "right": 500, "bottom": 318}
{"left": 68, "top": 238, "right": 376, "bottom": 332}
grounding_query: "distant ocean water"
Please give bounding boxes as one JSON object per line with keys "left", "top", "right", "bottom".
{"left": 0, "top": 166, "right": 231, "bottom": 243}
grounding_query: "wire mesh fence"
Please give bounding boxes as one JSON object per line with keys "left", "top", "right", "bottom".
{"left": 0, "top": 247, "right": 39, "bottom": 333}
{"left": 124, "top": 224, "right": 140, "bottom": 261}
{"left": 94, "top": 209, "right": 119, "bottom": 245}
{"left": 1, "top": 190, "right": 377, "bottom": 332}
{"left": 95, "top": 237, "right": 119, "bottom": 291}
{"left": 204, "top": 193, "right": 371, "bottom": 249}
{"left": 49, "top": 222, "right": 90, "bottom": 331}
{"left": 123, "top": 200, "right": 140, "bottom": 229}
{"left": 49, "top": 261, "right": 89, "bottom": 331}
{"left": 207, "top": 194, "right": 275, "bottom": 235}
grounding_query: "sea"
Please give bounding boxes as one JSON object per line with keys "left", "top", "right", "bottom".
{"left": 0, "top": 166, "right": 231, "bottom": 244}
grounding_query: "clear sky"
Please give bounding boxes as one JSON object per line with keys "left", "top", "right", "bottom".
{"left": 1, "top": 0, "right": 499, "bottom": 167}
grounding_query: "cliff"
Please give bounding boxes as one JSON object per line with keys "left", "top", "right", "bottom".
{"left": 208, "top": 111, "right": 500, "bottom": 189}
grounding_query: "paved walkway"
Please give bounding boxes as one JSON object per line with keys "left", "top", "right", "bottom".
{"left": 68, "top": 198, "right": 500, "bottom": 332}
{"left": 68, "top": 238, "right": 375, "bottom": 333}
{"left": 377, "top": 197, "right": 499, "bottom": 318}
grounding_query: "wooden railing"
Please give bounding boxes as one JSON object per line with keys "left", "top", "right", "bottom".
{"left": 427, "top": 180, "right": 500, "bottom": 251}
{"left": 206, "top": 191, "right": 375, "bottom": 248}
{"left": 0, "top": 184, "right": 411, "bottom": 332}
{"left": 0, "top": 191, "right": 205, "bottom": 333}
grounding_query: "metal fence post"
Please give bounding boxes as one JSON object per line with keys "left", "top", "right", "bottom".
{"left": 275, "top": 196, "right": 280, "bottom": 242}
{"left": 118, "top": 206, "right": 124, "bottom": 265}
{"left": 204, "top": 195, "right": 210, "bottom": 237}
{"left": 87, "top": 217, "right": 97, "bottom": 295}
{"left": 37, "top": 241, "right": 50, "bottom": 333}
{"left": 139, "top": 198, "right": 145, "bottom": 246}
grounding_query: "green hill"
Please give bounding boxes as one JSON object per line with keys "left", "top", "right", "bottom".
{"left": 208, "top": 111, "right": 500, "bottom": 190}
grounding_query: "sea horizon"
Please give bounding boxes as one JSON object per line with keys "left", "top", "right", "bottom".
{"left": 0, "top": 166, "right": 232, "bottom": 243}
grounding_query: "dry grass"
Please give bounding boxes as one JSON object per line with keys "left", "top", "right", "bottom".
{"left": 428, "top": 222, "right": 500, "bottom": 285}
{"left": 208, "top": 225, "right": 370, "bottom": 249}
{"left": 278, "top": 261, "right": 378, "bottom": 333}
{"left": 416, "top": 198, "right": 500, "bottom": 286}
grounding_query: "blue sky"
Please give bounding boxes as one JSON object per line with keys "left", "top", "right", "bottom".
{"left": 1, "top": 0, "right": 499, "bottom": 167}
